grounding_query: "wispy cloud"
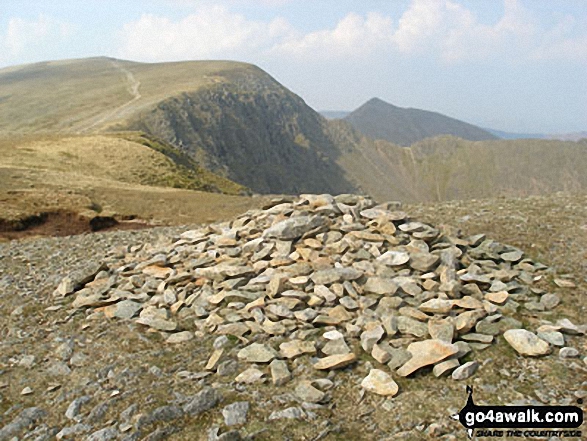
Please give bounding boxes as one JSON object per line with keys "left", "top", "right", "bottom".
{"left": 0, "top": 14, "right": 75, "bottom": 64}
{"left": 117, "top": 6, "right": 293, "bottom": 61}
{"left": 116, "top": 0, "right": 587, "bottom": 65}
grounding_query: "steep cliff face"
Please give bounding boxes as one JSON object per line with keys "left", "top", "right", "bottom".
{"left": 125, "top": 74, "right": 357, "bottom": 195}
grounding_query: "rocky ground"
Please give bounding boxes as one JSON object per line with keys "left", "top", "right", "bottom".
{"left": 1, "top": 193, "right": 586, "bottom": 441}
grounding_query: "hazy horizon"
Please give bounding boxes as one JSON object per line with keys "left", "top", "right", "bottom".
{"left": 1, "top": 0, "right": 586, "bottom": 134}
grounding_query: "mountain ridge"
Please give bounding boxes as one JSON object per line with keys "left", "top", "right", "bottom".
{"left": 344, "top": 97, "right": 497, "bottom": 146}
{"left": 1, "top": 56, "right": 586, "bottom": 205}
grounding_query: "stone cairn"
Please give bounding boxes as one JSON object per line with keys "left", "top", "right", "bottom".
{"left": 55, "top": 194, "right": 585, "bottom": 397}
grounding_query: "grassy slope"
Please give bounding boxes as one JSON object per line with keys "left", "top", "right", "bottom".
{"left": 0, "top": 133, "right": 256, "bottom": 225}
{"left": 0, "top": 57, "right": 255, "bottom": 133}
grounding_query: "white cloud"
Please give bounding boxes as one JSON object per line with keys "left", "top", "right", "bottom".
{"left": 1, "top": 14, "right": 74, "bottom": 61}
{"left": 273, "top": 12, "right": 393, "bottom": 59}
{"left": 117, "top": 6, "right": 293, "bottom": 61}
{"left": 390, "top": 0, "right": 543, "bottom": 62}
{"left": 116, "top": 0, "right": 587, "bottom": 65}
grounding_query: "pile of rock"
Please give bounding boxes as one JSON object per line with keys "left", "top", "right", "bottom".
{"left": 55, "top": 194, "right": 585, "bottom": 397}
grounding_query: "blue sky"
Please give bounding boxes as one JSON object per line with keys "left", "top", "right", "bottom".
{"left": 1, "top": 0, "right": 586, "bottom": 133}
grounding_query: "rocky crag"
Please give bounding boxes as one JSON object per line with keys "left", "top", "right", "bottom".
{"left": 1, "top": 194, "right": 586, "bottom": 440}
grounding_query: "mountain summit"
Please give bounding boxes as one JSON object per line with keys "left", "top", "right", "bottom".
{"left": 344, "top": 98, "right": 497, "bottom": 146}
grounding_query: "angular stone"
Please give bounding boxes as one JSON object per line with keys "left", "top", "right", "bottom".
{"left": 322, "top": 338, "right": 351, "bottom": 356}
{"left": 452, "top": 361, "right": 479, "bottom": 380}
{"left": 559, "top": 347, "right": 580, "bottom": 358}
{"left": 314, "top": 285, "right": 337, "bottom": 303}
{"left": 310, "top": 267, "right": 362, "bottom": 285}
{"left": 387, "top": 348, "right": 413, "bottom": 371}
{"left": 340, "top": 296, "right": 359, "bottom": 310}
{"left": 455, "top": 310, "right": 487, "bottom": 334}
{"left": 205, "top": 349, "right": 225, "bottom": 371}
{"left": 396, "top": 340, "right": 459, "bottom": 377}
{"left": 485, "top": 291, "right": 509, "bottom": 305}
{"left": 166, "top": 331, "right": 194, "bottom": 344}
{"left": 537, "top": 331, "right": 565, "bottom": 347}
{"left": 361, "top": 369, "right": 399, "bottom": 396}
{"left": 55, "top": 277, "right": 76, "bottom": 297}
{"left": 269, "top": 359, "right": 291, "bottom": 386}
{"left": 554, "top": 278, "right": 576, "bottom": 288}
{"left": 295, "top": 381, "right": 325, "bottom": 403}
{"left": 399, "top": 306, "right": 430, "bottom": 321}
{"left": 237, "top": 343, "right": 277, "bottom": 363}
{"left": 501, "top": 250, "right": 523, "bottom": 262}
{"left": 372, "top": 343, "right": 392, "bottom": 364}
{"left": 419, "top": 299, "right": 454, "bottom": 314}
{"left": 235, "top": 368, "right": 266, "bottom": 383}
{"left": 377, "top": 251, "right": 410, "bottom": 266}
{"left": 135, "top": 315, "right": 177, "bottom": 332}
{"left": 103, "top": 300, "right": 143, "bottom": 319}
{"left": 363, "top": 278, "right": 398, "bottom": 295}
{"left": 556, "top": 318, "right": 584, "bottom": 335}
{"left": 360, "top": 324, "right": 385, "bottom": 352}
{"left": 294, "top": 308, "right": 319, "bottom": 322}
{"left": 503, "top": 329, "right": 551, "bottom": 356}
{"left": 142, "top": 265, "right": 173, "bottom": 279}
{"left": 264, "top": 215, "right": 327, "bottom": 240}
{"left": 454, "top": 296, "right": 484, "bottom": 310}
{"left": 461, "top": 333, "right": 493, "bottom": 344}
{"left": 397, "top": 316, "right": 428, "bottom": 338}
{"left": 313, "top": 353, "right": 356, "bottom": 370}
{"left": 183, "top": 388, "right": 221, "bottom": 416}
{"left": 280, "top": 340, "right": 316, "bottom": 359}
{"left": 409, "top": 253, "right": 440, "bottom": 272}
{"left": 453, "top": 341, "right": 472, "bottom": 359}
{"left": 433, "top": 359, "right": 460, "bottom": 377}
{"left": 223, "top": 401, "right": 249, "bottom": 426}
{"left": 540, "top": 294, "right": 560, "bottom": 310}
{"left": 268, "top": 407, "right": 306, "bottom": 421}
{"left": 428, "top": 319, "right": 455, "bottom": 343}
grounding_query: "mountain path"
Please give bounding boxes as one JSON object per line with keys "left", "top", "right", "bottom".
{"left": 76, "top": 61, "right": 142, "bottom": 133}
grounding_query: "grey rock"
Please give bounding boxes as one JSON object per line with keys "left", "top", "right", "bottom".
{"left": 310, "top": 267, "right": 362, "bottom": 285}
{"left": 433, "top": 359, "right": 460, "bottom": 377}
{"left": 387, "top": 348, "right": 413, "bottom": 371}
{"left": 269, "top": 359, "right": 291, "bottom": 386}
{"left": 540, "top": 294, "right": 561, "bottom": 310}
{"left": 537, "top": 331, "right": 565, "bottom": 347}
{"left": 452, "top": 361, "right": 480, "bottom": 380}
{"left": 223, "top": 401, "right": 250, "bottom": 426}
{"left": 237, "top": 343, "right": 277, "bottom": 363}
{"left": 65, "top": 396, "right": 92, "bottom": 421}
{"left": 295, "top": 381, "right": 326, "bottom": 403}
{"left": 504, "top": 329, "right": 551, "bottom": 356}
{"left": 183, "top": 388, "right": 221, "bottom": 416}
{"left": 46, "top": 361, "right": 72, "bottom": 377}
{"left": 264, "top": 216, "right": 327, "bottom": 240}
{"left": 86, "top": 427, "right": 119, "bottom": 441}
{"left": 56, "top": 424, "right": 92, "bottom": 440}
{"left": 363, "top": 277, "right": 398, "bottom": 295}
{"left": 105, "top": 300, "right": 142, "bottom": 319}
{"left": 397, "top": 316, "right": 428, "bottom": 338}
{"left": 0, "top": 407, "right": 46, "bottom": 439}
{"left": 559, "top": 347, "right": 580, "bottom": 358}
{"left": 360, "top": 325, "right": 385, "bottom": 352}
{"left": 268, "top": 407, "right": 306, "bottom": 420}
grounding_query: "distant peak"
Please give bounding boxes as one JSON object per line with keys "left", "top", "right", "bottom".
{"left": 361, "top": 97, "right": 398, "bottom": 110}
{"left": 365, "top": 97, "right": 387, "bottom": 105}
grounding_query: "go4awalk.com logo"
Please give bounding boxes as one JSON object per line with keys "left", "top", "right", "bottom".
{"left": 452, "top": 386, "right": 584, "bottom": 439}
